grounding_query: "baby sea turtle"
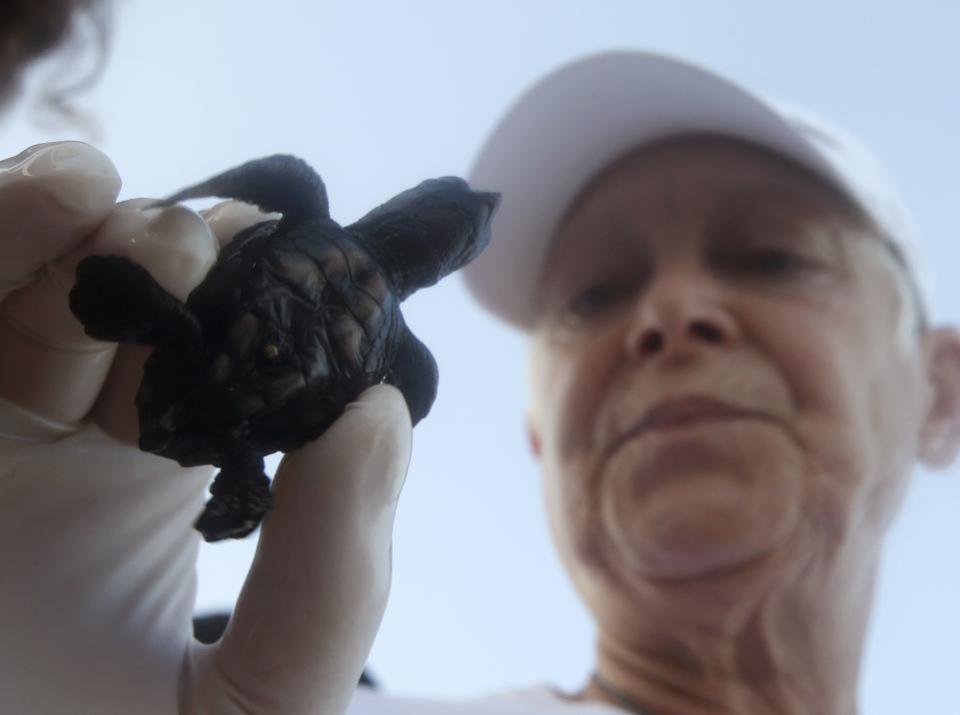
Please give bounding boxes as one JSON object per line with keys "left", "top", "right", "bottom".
{"left": 69, "top": 155, "right": 499, "bottom": 541}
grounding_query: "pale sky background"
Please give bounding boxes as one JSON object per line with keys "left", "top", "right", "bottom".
{"left": 3, "top": 2, "right": 958, "bottom": 713}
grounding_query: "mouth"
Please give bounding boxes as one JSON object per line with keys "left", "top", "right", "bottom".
{"left": 606, "top": 395, "right": 769, "bottom": 457}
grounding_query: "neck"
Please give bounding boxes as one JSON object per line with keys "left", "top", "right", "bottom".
{"left": 580, "top": 531, "right": 880, "bottom": 715}
{"left": 358, "top": 232, "right": 461, "bottom": 302}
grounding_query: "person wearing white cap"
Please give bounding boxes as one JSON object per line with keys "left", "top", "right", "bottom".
{"left": 347, "top": 50, "right": 960, "bottom": 715}
{"left": 447, "top": 50, "right": 960, "bottom": 714}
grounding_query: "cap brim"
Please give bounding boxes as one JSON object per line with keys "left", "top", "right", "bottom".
{"left": 463, "top": 51, "right": 849, "bottom": 330}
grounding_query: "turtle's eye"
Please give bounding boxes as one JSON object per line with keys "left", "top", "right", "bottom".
{"left": 258, "top": 335, "right": 293, "bottom": 368}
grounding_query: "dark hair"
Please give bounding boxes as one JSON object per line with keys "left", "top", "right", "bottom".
{"left": 0, "top": 0, "right": 110, "bottom": 110}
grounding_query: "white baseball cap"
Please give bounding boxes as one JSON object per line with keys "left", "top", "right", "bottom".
{"left": 463, "top": 51, "right": 928, "bottom": 330}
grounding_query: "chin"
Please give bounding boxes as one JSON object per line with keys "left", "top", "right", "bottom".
{"left": 597, "top": 425, "right": 805, "bottom": 581}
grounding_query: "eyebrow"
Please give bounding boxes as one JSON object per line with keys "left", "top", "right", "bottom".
{"left": 534, "top": 218, "right": 647, "bottom": 310}
{"left": 717, "top": 183, "right": 849, "bottom": 218}
{"left": 714, "top": 184, "right": 883, "bottom": 251}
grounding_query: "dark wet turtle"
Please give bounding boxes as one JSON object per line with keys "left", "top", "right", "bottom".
{"left": 69, "top": 154, "right": 499, "bottom": 541}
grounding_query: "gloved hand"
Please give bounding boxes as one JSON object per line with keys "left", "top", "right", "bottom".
{"left": 0, "top": 141, "right": 412, "bottom": 715}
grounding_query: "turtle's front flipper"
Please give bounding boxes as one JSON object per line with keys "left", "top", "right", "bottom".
{"left": 195, "top": 447, "right": 272, "bottom": 542}
{"left": 346, "top": 178, "right": 499, "bottom": 300}
{"left": 386, "top": 326, "right": 438, "bottom": 426}
{"left": 157, "top": 154, "right": 329, "bottom": 223}
{"left": 69, "top": 254, "right": 203, "bottom": 346}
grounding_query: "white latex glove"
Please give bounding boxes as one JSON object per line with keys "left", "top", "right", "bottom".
{"left": 0, "top": 142, "right": 412, "bottom": 715}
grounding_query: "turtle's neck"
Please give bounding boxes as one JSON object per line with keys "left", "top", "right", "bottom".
{"left": 346, "top": 184, "right": 498, "bottom": 302}
{"left": 357, "top": 230, "right": 447, "bottom": 302}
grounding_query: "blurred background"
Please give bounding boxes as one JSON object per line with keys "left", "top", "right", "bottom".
{"left": 3, "top": 1, "right": 957, "bottom": 712}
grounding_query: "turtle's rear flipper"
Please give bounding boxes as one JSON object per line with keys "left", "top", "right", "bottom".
{"left": 386, "top": 326, "right": 438, "bottom": 426}
{"left": 70, "top": 254, "right": 203, "bottom": 346}
{"left": 156, "top": 154, "right": 329, "bottom": 224}
{"left": 196, "top": 450, "right": 272, "bottom": 542}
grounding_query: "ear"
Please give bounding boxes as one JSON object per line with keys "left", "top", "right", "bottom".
{"left": 918, "top": 327, "right": 960, "bottom": 468}
{"left": 525, "top": 412, "right": 542, "bottom": 461}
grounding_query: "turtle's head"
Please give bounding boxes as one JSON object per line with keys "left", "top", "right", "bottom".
{"left": 347, "top": 178, "right": 500, "bottom": 300}
{"left": 444, "top": 188, "right": 501, "bottom": 273}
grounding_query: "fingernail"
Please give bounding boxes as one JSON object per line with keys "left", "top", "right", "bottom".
{"left": 201, "top": 200, "right": 280, "bottom": 247}
{"left": 0, "top": 142, "right": 122, "bottom": 216}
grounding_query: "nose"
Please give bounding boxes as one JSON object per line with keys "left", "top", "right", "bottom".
{"left": 625, "top": 264, "right": 740, "bottom": 360}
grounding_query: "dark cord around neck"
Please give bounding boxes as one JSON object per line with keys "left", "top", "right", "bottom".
{"left": 590, "top": 672, "right": 651, "bottom": 714}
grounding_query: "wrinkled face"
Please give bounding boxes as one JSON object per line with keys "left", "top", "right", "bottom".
{"left": 527, "top": 136, "right": 933, "bottom": 602}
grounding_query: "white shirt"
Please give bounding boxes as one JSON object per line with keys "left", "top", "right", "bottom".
{"left": 348, "top": 686, "right": 631, "bottom": 714}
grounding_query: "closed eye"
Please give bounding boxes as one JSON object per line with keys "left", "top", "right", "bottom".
{"left": 560, "top": 281, "right": 633, "bottom": 326}
{"left": 727, "top": 247, "right": 822, "bottom": 277}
